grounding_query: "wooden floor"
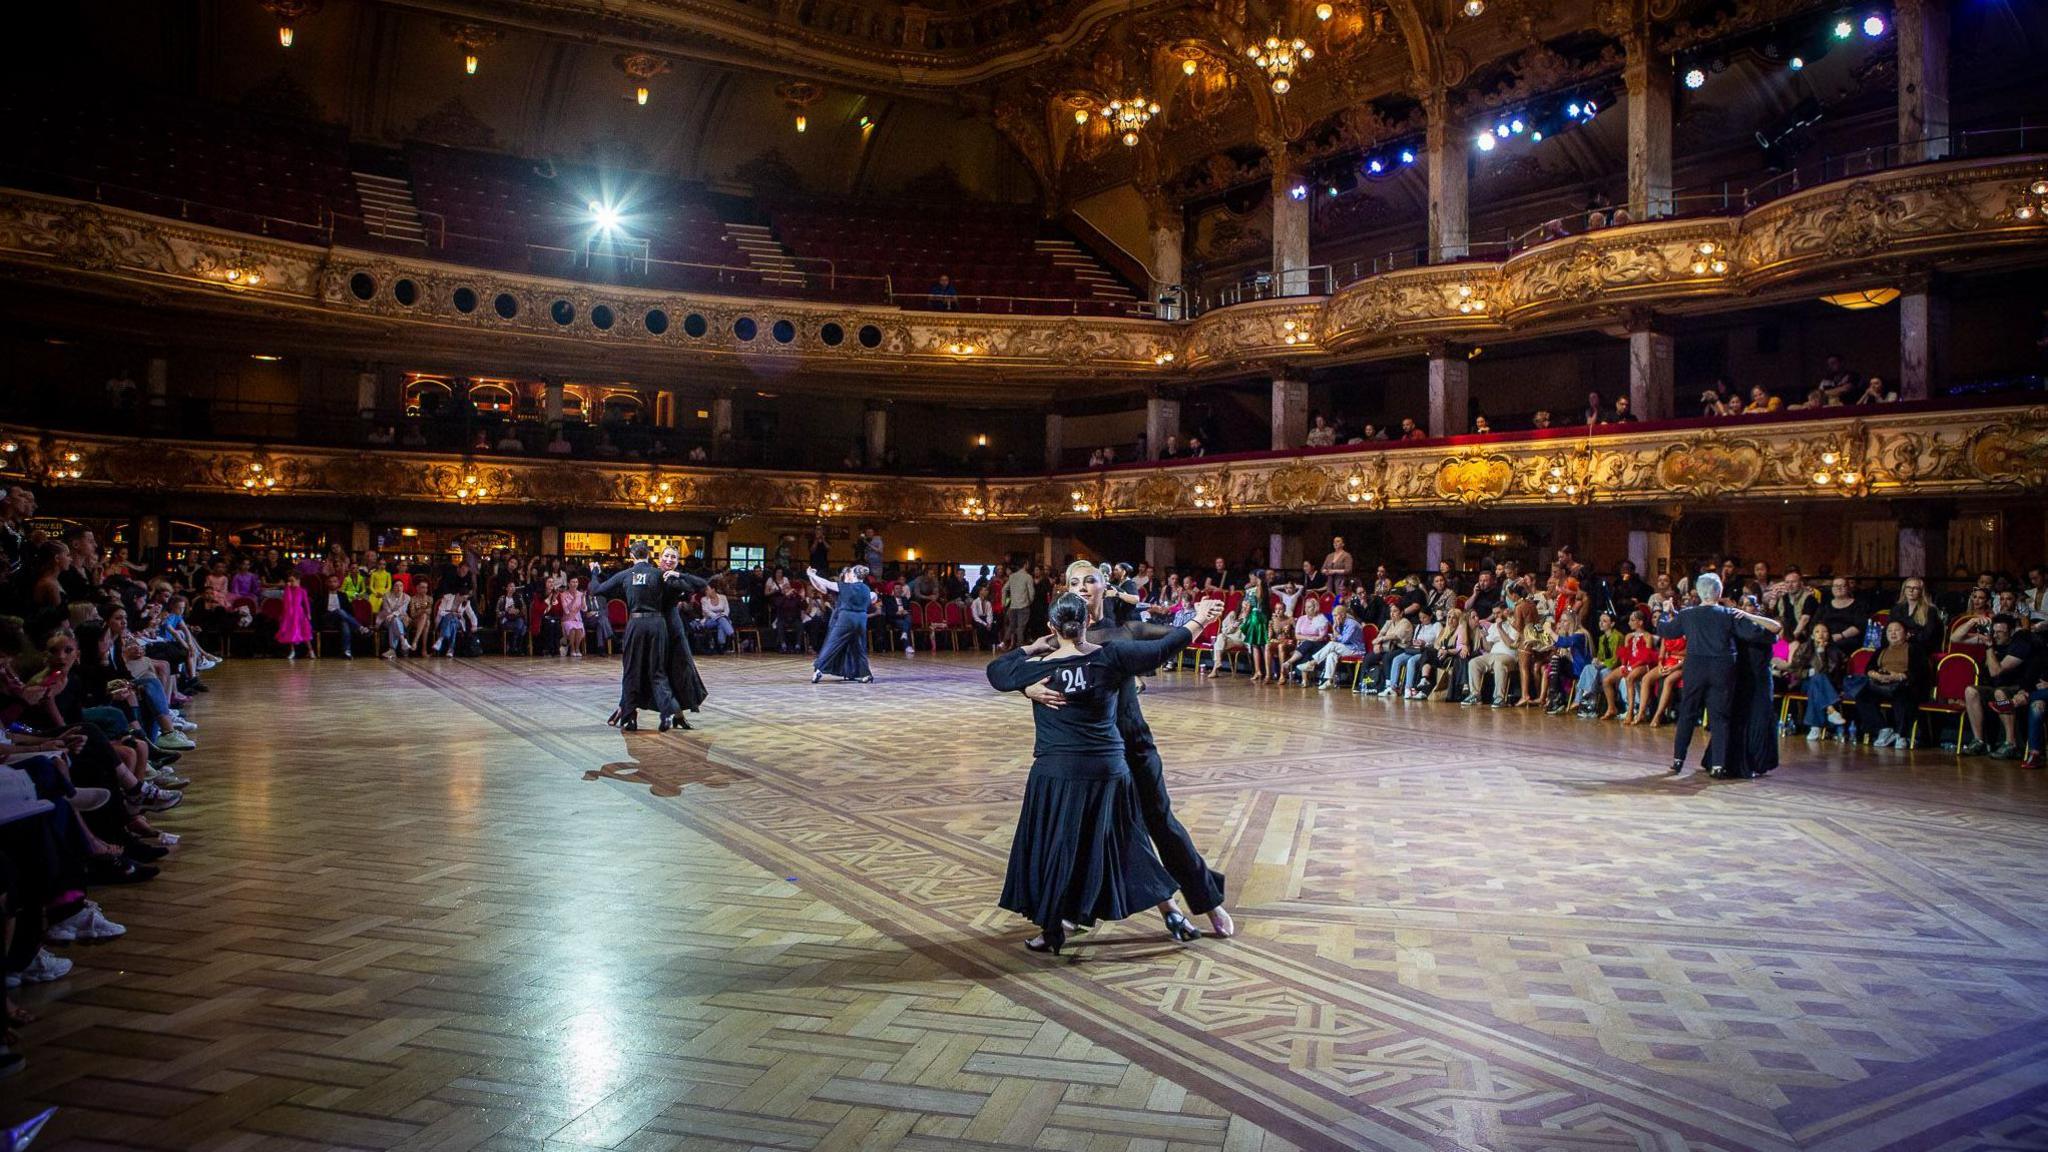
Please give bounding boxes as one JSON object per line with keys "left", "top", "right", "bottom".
{"left": 6, "top": 650, "right": 2048, "bottom": 1152}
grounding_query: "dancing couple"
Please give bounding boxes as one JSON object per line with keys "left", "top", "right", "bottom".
{"left": 1658, "top": 570, "right": 1783, "bottom": 778}
{"left": 805, "top": 565, "right": 875, "bottom": 684}
{"left": 987, "top": 561, "right": 1234, "bottom": 955}
{"left": 590, "top": 543, "right": 713, "bottom": 732}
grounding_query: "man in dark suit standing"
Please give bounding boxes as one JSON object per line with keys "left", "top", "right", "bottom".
{"left": 1655, "top": 572, "right": 1782, "bottom": 776}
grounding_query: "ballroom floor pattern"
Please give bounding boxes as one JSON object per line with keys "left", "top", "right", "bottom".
{"left": 5, "top": 651, "right": 2047, "bottom": 1152}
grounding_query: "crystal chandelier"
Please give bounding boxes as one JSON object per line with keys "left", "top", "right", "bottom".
{"left": 1102, "top": 94, "right": 1161, "bottom": 147}
{"left": 1247, "top": 35, "right": 1313, "bottom": 94}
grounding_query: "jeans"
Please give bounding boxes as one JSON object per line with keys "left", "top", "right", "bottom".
{"left": 324, "top": 608, "right": 361, "bottom": 655}
{"left": 1389, "top": 651, "right": 1427, "bottom": 691}
{"left": 698, "top": 616, "right": 734, "bottom": 650}
{"left": 1801, "top": 673, "right": 1842, "bottom": 728}
{"left": 880, "top": 615, "right": 912, "bottom": 649}
{"left": 437, "top": 615, "right": 463, "bottom": 650}
{"left": 1575, "top": 663, "right": 1605, "bottom": 706}
{"left": 383, "top": 616, "right": 409, "bottom": 651}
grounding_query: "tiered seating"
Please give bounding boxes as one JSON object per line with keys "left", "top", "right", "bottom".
{"left": 769, "top": 201, "right": 1133, "bottom": 315}
{"left": 404, "top": 145, "right": 760, "bottom": 291}
{"left": 0, "top": 97, "right": 356, "bottom": 244}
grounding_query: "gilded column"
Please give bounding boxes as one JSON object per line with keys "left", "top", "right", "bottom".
{"left": 1268, "top": 161, "right": 1311, "bottom": 295}
{"left": 1625, "top": 310, "right": 1676, "bottom": 421}
{"left": 1426, "top": 343, "right": 1469, "bottom": 438}
{"left": 1624, "top": 31, "right": 1674, "bottom": 219}
{"left": 1423, "top": 89, "right": 1469, "bottom": 262}
{"left": 1898, "top": 276, "right": 1948, "bottom": 401}
{"left": 1271, "top": 376, "right": 1308, "bottom": 451}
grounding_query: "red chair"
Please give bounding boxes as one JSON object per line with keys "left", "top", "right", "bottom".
{"left": 1847, "top": 647, "right": 1876, "bottom": 676}
{"left": 607, "top": 599, "right": 628, "bottom": 630}
{"left": 907, "top": 601, "right": 927, "bottom": 649}
{"left": 1912, "top": 651, "right": 1981, "bottom": 755}
{"left": 351, "top": 601, "right": 374, "bottom": 628}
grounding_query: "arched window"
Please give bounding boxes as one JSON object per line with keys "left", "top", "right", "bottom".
{"left": 404, "top": 378, "right": 453, "bottom": 417}
{"left": 470, "top": 383, "right": 516, "bottom": 415}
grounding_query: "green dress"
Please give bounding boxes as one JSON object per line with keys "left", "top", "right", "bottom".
{"left": 1240, "top": 586, "right": 1269, "bottom": 647}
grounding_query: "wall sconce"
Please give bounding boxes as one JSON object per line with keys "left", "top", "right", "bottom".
{"left": 816, "top": 489, "right": 847, "bottom": 516}
{"left": 645, "top": 476, "right": 679, "bottom": 509}
{"left": 53, "top": 450, "right": 84, "bottom": 481}
{"left": 1688, "top": 241, "right": 1729, "bottom": 276}
{"left": 1455, "top": 284, "right": 1488, "bottom": 314}
{"left": 961, "top": 494, "right": 989, "bottom": 520}
{"left": 241, "top": 460, "right": 279, "bottom": 493}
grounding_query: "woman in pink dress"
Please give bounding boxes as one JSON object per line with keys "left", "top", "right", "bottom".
{"left": 558, "top": 578, "right": 588, "bottom": 658}
{"left": 277, "top": 571, "right": 315, "bottom": 660}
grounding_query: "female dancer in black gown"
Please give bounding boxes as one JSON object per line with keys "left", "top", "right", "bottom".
{"left": 657, "top": 547, "right": 710, "bottom": 731}
{"left": 987, "top": 593, "right": 1223, "bottom": 954}
{"left": 589, "top": 545, "right": 676, "bottom": 731}
{"left": 805, "top": 565, "right": 873, "bottom": 683}
{"left": 1717, "top": 613, "right": 1781, "bottom": 778}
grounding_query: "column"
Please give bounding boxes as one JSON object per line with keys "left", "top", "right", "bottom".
{"left": 1268, "top": 531, "right": 1303, "bottom": 572}
{"left": 1425, "top": 530, "right": 1460, "bottom": 572}
{"left": 1898, "top": 281, "right": 1947, "bottom": 401}
{"left": 135, "top": 515, "right": 164, "bottom": 556}
{"left": 540, "top": 525, "right": 562, "bottom": 556}
{"left": 1271, "top": 377, "right": 1308, "bottom": 451}
{"left": 712, "top": 389, "right": 737, "bottom": 453}
{"left": 1623, "top": 33, "right": 1674, "bottom": 219}
{"left": 543, "top": 377, "right": 565, "bottom": 424}
{"left": 1144, "top": 393, "right": 1180, "bottom": 460}
{"left": 863, "top": 402, "right": 889, "bottom": 468}
{"left": 1269, "top": 169, "right": 1310, "bottom": 295}
{"left": 1627, "top": 513, "right": 1674, "bottom": 580}
{"left": 1423, "top": 90, "right": 1469, "bottom": 262}
{"left": 356, "top": 365, "right": 378, "bottom": 418}
{"left": 1426, "top": 344, "right": 1469, "bottom": 438}
{"left": 1626, "top": 311, "right": 1676, "bottom": 420}
{"left": 710, "top": 526, "right": 731, "bottom": 565}
{"left": 1145, "top": 533, "right": 1176, "bottom": 574}
{"left": 1041, "top": 533, "right": 1073, "bottom": 569}
{"left": 349, "top": 521, "right": 371, "bottom": 552}
{"left": 657, "top": 390, "right": 680, "bottom": 430}
{"left": 145, "top": 354, "right": 169, "bottom": 413}
{"left": 1896, "top": 503, "right": 1951, "bottom": 579}
{"left": 1143, "top": 189, "right": 1185, "bottom": 311}
{"left": 1044, "top": 412, "right": 1065, "bottom": 472}
{"left": 1897, "top": 0, "right": 1951, "bottom": 162}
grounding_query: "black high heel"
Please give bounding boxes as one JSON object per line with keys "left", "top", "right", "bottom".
{"left": 672, "top": 715, "right": 693, "bottom": 731}
{"left": 1163, "top": 910, "right": 1201, "bottom": 943}
{"left": 658, "top": 713, "right": 673, "bottom": 733}
{"left": 620, "top": 716, "right": 639, "bottom": 732}
{"left": 605, "top": 708, "right": 623, "bottom": 728}
{"left": 1024, "top": 923, "right": 1066, "bottom": 955}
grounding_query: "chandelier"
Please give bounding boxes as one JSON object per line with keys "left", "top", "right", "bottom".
{"left": 1247, "top": 34, "right": 1313, "bottom": 94}
{"left": 1190, "top": 479, "right": 1224, "bottom": 511}
{"left": 961, "top": 494, "right": 989, "bottom": 520}
{"left": 1540, "top": 448, "right": 1596, "bottom": 505}
{"left": 52, "top": 450, "right": 84, "bottom": 482}
{"left": 1070, "top": 487, "right": 1095, "bottom": 515}
{"left": 816, "top": 488, "right": 847, "bottom": 517}
{"left": 261, "top": 0, "right": 321, "bottom": 48}
{"left": 645, "top": 477, "right": 679, "bottom": 510}
{"left": 241, "top": 461, "right": 278, "bottom": 493}
{"left": 1102, "top": 94, "right": 1161, "bottom": 147}
{"left": 1804, "top": 436, "right": 1868, "bottom": 496}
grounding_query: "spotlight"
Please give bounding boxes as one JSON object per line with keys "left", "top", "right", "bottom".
{"left": 1183, "top": 58, "right": 1198, "bottom": 75}
{"left": 1511, "top": 118, "right": 1526, "bottom": 134}
{"left": 1495, "top": 123, "right": 1511, "bottom": 138}
{"left": 1567, "top": 101, "right": 1582, "bottom": 117}
{"left": 1684, "top": 67, "right": 1706, "bottom": 89}
{"left": 1367, "top": 158, "right": 1385, "bottom": 174}
{"left": 1834, "top": 18, "right": 1854, "bottom": 38}
{"left": 1462, "top": 0, "right": 1483, "bottom": 14}
{"left": 1327, "top": 185, "right": 1339, "bottom": 197}
{"left": 1863, "top": 13, "right": 1885, "bottom": 36}
{"left": 1789, "top": 55, "right": 1805, "bottom": 70}
{"left": 1583, "top": 99, "right": 1597, "bottom": 116}
{"left": 1289, "top": 184, "right": 1308, "bottom": 200}
{"left": 1400, "top": 148, "right": 1415, "bottom": 164}
{"left": 590, "top": 201, "right": 621, "bottom": 232}
{"left": 1530, "top": 130, "right": 1543, "bottom": 141}
{"left": 1315, "top": 2, "right": 1334, "bottom": 19}
{"left": 1475, "top": 132, "right": 1496, "bottom": 152}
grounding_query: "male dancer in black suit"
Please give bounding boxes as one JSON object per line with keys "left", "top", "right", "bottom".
{"left": 1655, "top": 571, "right": 1782, "bottom": 776}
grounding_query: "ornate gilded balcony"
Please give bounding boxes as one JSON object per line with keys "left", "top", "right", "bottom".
{"left": 6, "top": 400, "right": 2044, "bottom": 523}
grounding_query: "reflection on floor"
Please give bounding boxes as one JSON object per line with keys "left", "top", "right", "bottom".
{"left": 8, "top": 651, "right": 2047, "bottom": 1152}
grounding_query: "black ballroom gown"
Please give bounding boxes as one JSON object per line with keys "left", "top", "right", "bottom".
{"left": 813, "top": 579, "right": 874, "bottom": 680}
{"left": 590, "top": 561, "right": 677, "bottom": 719}
{"left": 1716, "top": 631, "right": 1780, "bottom": 777}
{"left": 986, "top": 632, "right": 1187, "bottom": 936}
{"left": 662, "top": 571, "right": 710, "bottom": 714}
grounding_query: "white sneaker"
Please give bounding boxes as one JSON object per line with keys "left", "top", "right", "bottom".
{"left": 904, "top": 646, "right": 915, "bottom": 656}
{"left": 196, "top": 657, "right": 220, "bottom": 671}
{"left": 47, "top": 901, "right": 125, "bottom": 942}
{"left": 172, "top": 717, "right": 197, "bottom": 732}
{"left": 1805, "top": 728, "right": 1823, "bottom": 741}
{"left": 7, "top": 949, "right": 73, "bottom": 987}
{"left": 1873, "top": 729, "right": 1897, "bottom": 748}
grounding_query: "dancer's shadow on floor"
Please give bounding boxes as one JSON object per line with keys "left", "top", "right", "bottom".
{"left": 585, "top": 732, "right": 753, "bottom": 797}
{"left": 1543, "top": 771, "right": 1729, "bottom": 796}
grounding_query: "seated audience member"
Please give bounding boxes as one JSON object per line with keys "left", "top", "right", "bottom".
{"left": 495, "top": 429, "right": 524, "bottom": 453}
{"left": 695, "top": 580, "right": 734, "bottom": 654}
{"left": 497, "top": 584, "right": 529, "bottom": 655}
{"left": 1817, "top": 355, "right": 1856, "bottom": 403}
{"left": 1463, "top": 606, "right": 1520, "bottom": 706}
{"left": 1299, "top": 605, "right": 1366, "bottom": 689}
{"left": 1962, "top": 616, "right": 2036, "bottom": 758}
{"left": 1745, "top": 386, "right": 1783, "bottom": 414}
{"left": 1608, "top": 395, "right": 1636, "bottom": 422}
{"left": 1305, "top": 414, "right": 1337, "bottom": 447}
{"left": 1857, "top": 375, "right": 1898, "bottom": 404}
{"left": 1857, "top": 620, "right": 1921, "bottom": 748}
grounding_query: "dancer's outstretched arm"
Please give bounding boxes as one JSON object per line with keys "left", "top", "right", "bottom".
{"left": 802, "top": 568, "right": 838, "bottom": 596}
{"left": 987, "top": 632, "right": 1059, "bottom": 692}
{"left": 1106, "top": 600, "right": 1221, "bottom": 674}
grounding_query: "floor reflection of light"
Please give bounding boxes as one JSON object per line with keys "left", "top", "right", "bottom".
{"left": 562, "top": 1005, "right": 624, "bottom": 1109}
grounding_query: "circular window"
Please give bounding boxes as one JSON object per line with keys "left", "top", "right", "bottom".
{"left": 550, "top": 299, "right": 575, "bottom": 326}
{"left": 349, "top": 272, "right": 376, "bottom": 301}
{"left": 645, "top": 308, "right": 670, "bottom": 335}
{"left": 683, "top": 313, "right": 708, "bottom": 339}
{"left": 452, "top": 287, "right": 478, "bottom": 314}
{"left": 493, "top": 293, "right": 519, "bottom": 319}
{"left": 392, "top": 278, "right": 419, "bottom": 307}
{"left": 820, "top": 322, "right": 845, "bottom": 347}
{"left": 591, "top": 304, "right": 615, "bottom": 331}
{"left": 771, "top": 319, "right": 796, "bottom": 344}
{"left": 734, "top": 317, "right": 757, "bottom": 341}
{"left": 857, "top": 324, "right": 882, "bottom": 349}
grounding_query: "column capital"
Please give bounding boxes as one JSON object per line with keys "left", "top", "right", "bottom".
{"left": 1889, "top": 499, "right": 1956, "bottom": 530}
{"left": 1620, "top": 306, "right": 1668, "bottom": 335}
{"left": 1423, "top": 339, "right": 1468, "bottom": 361}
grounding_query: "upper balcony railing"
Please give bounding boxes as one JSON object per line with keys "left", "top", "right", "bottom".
{"left": 1309, "top": 122, "right": 2048, "bottom": 289}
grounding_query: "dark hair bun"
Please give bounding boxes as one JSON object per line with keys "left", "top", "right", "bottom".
{"left": 1050, "top": 593, "right": 1090, "bottom": 640}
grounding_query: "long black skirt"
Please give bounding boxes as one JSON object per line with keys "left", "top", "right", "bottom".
{"left": 617, "top": 615, "right": 677, "bottom": 716}
{"left": 813, "top": 612, "right": 871, "bottom": 680}
{"left": 1000, "top": 755, "right": 1176, "bottom": 933}
{"left": 666, "top": 611, "right": 709, "bottom": 713}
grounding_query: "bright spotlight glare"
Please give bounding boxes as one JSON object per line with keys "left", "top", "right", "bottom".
{"left": 1399, "top": 149, "right": 1415, "bottom": 164}
{"left": 1475, "top": 132, "right": 1496, "bottom": 152}
{"left": 1789, "top": 55, "right": 1805, "bottom": 70}
{"left": 1495, "top": 123, "right": 1511, "bottom": 138}
{"left": 1863, "top": 13, "right": 1885, "bottom": 36}
{"left": 590, "top": 202, "right": 621, "bottom": 232}
{"left": 1289, "top": 184, "right": 1308, "bottom": 200}
{"left": 1684, "top": 67, "right": 1707, "bottom": 89}
{"left": 1834, "top": 18, "right": 1853, "bottom": 38}
{"left": 1566, "top": 101, "right": 1582, "bottom": 117}
{"left": 1510, "top": 118, "right": 1525, "bottom": 133}
{"left": 1367, "top": 158, "right": 1385, "bottom": 173}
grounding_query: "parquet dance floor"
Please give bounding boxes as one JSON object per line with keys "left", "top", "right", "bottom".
{"left": 6, "top": 652, "right": 2048, "bottom": 1152}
